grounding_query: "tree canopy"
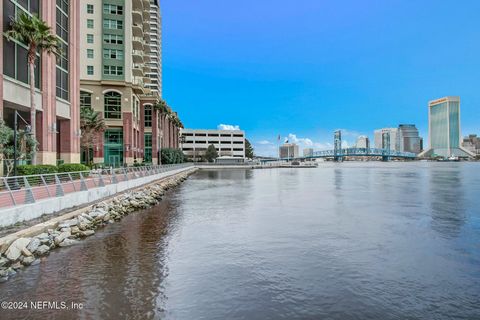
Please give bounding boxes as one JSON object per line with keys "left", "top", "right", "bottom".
{"left": 80, "top": 107, "right": 106, "bottom": 165}
{"left": 205, "top": 144, "right": 218, "bottom": 162}
{"left": 245, "top": 139, "right": 254, "bottom": 158}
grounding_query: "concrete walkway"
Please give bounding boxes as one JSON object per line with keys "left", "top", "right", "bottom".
{"left": 0, "top": 165, "right": 195, "bottom": 228}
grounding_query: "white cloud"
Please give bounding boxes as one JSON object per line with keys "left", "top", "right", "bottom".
{"left": 257, "top": 140, "right": 271, "bottom": 145}
{"left": 313, "top": 142, "right": 333, "bottom": 150}
{"left": 334, "top": 128, "right": 362, "bottom": 138}
{"left": 253, "top": 143, "right": 278, "bottom": 157}
{"left": 287, "top": 133, "right": 313, "bottom": 146}
{"left": 253, "top": 132, "right": 356, "bottom": 156}
{"left": 217, "top": 124, "right": 240, "bottom": 130}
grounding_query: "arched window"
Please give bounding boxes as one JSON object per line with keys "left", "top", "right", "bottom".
{"left": 144, "top": 105, "right": 152, "bottom": 127}
{"left": 80, "top": 91, "right": 92, "bottom": 110}
{"left": 104, "top": 91, "right": 121, "bottom": 119}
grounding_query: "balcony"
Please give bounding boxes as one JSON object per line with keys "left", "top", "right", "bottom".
{"left": 132, "top": 10, "right": 143, "bottom": 24}
{"left": 132, "top": 50, "right": 144, "bottom": 64}
{"left": 143, "top": 0, "right": 150, "bottom": 11}
{"left": 143, "top": 54, "right": 151, "bottom": 63}
{"left": 132, "top": 37, "right": 144, "bottom": 50}
{"left": 143, "top": 32, "right": 151, "bottom": 42}
{"left": 132, "top": 23, "right": 143, "bottom": 38}
{"left": 143, "top": 76, "right": 152, "bottom": 84}
{"left": 143, "top": 21, "right": 150, "bottom": 32}
{"left": 132, "top": 77, "right": 145, "bottom": 94}
{"left": 133, "top": 0, "right": 143, "bottom": 11}
{"left": 132, "top": 64, "right": 144, "bottom": 77}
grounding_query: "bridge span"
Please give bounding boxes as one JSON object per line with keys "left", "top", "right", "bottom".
{"left": 262, "top": 130, "right": 418, "bottom": 163}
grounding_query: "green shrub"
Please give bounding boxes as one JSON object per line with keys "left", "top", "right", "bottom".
{"left": 133, "top": 161, "right": 142, "bottom": 167}
{"left": 17, "top": 164, "right": 58, "bottom": 176}
{"left": 57, "top": 163, "right": 90, "bottom": 179}
{"left": 57, "top": 163, "right": 89, "bottom": 173}
{"left": 16, "top": 165, "right": 58, "bottom": 185}
{"left": 161, "top": 148, "right": 185, "bottom": 164}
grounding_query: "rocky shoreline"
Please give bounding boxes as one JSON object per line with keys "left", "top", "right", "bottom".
{"left": 0, "top": 169, "right": 195, "bottom": 283}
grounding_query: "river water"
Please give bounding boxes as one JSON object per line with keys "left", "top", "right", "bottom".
{"left": 1, "top": 162, "right": 480, "bottom": 320}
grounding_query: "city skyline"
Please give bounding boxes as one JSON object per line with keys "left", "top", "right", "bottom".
{"left": 162, "top": 0, "right": 480, "bottom": 156}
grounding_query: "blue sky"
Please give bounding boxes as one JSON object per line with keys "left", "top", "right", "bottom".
{"left": 162, "top": 0, "right": 480, "bottom": 156}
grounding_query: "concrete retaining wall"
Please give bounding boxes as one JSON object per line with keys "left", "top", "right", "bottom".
{"left": 0, "top": 166, "right": 194, "bottom": 228}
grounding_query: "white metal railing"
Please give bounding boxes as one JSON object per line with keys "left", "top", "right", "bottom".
{"left": 0, "top": 163, "right": 193, "bottom": 209}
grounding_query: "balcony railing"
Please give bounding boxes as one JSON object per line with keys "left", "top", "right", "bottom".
{"left": 0, "top": 163, "right": 193, "bottom": 209}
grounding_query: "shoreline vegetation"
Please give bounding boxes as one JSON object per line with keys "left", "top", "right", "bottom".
{"left": 0, "top": 169, "right": 196, "bottom": 283}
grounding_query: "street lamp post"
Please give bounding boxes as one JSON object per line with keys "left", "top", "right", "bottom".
{"left": 13, "top": 111, "right": 32, "bottom": 177}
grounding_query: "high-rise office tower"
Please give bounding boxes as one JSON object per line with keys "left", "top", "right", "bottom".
{"left": 398, "top": 124, "right": 422, "bottom": 154}
{"left": 420, "top": 97, "right": 474, "bottom": 158}
{"left": 374, "top": 128, "right": 399, "bottom": 151}
{"left": 355, "top": 136, "right": 370, "bottom": 149}
{"left": 279, "top": 143, "right": 299, "bottom": 159}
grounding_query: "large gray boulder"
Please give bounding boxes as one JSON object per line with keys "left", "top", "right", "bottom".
{"left": 36, "top": 245, "right": 50, "bottom": 256}
{"left": 58, "top": 218, "right": 78, "bottom": 229}
{"left": 59, "top": 239, "right": 78, "bottom": 247}
{"left": 5, "top": 238, "right": 31, "bottom": 261}
{"left": 54, "top": 231, "right": 71, "bottom": 245}
{"left": 0, "top": 256, "right": 9, "bottom": 267}
{"left": 26, "top": 238, "right": 41, "bottom": 254}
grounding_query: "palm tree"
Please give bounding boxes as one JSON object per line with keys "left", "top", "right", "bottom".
{"left": 80, "top": 108, "right": 106, "bottom": 166}
{"left": 154, "top": 99, "right": 169, "bottom": 114}
{"left": 5, "top": 13, "right": 60, "bottom": 165}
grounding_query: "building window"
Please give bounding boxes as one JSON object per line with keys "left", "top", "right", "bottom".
{"left": 87, "top": 49, "right": 94, "bottom": 59}
{"left": 87, "top": 4, "right": 94, "bottom": 14}
{"left": 104, "top": 92, "right": 122, "bottom": 119}
{"left": 80, "top": 91, "right": 92, "bottom": 110}
{"left": 87, "top": 19, "right": 94, "bottom": 29}
{"left": 105, "top": 130, "right": 123, "bottom": 144}
{"left": 133, "top": 100, "right": 140, "bottom": 121}
{"left": 3, "top": 1, "right": 41, "bottom": 87}
{"left": 4, "top": 0, "right": 40, "bottom": 14}
{"left": 87, "top": 66, "right": 94, "bottom": 75}
{"left": 103, "top": 4, "right": 123, "bottom": 15}
{"left": 103, "top": 19, "right": 123, "bottom": 30}
{"left": 87, "top": 34, "right": 94, "bottom": 43}
{"left": 144, "top": 105, "right": 152, "bottom": 127}
{"left": 3, "top": 36, "right": 41, "bottom": 88}
{"left": 57, "top": 0, "right": 68, "bottom": 14}
{"left": 103, "top": 34, "right": 123, "bottom": 45}
{"left": 103, "top": 48, "right": 123, "bottom": 60}
{"left": 144, "top": 133, "right": 152, "bottom": 163}
{"left": 103, "top": 65, "right": 123, "bottom": 76}
{"left": 56, "top": 1, "right": 69, "bottom": 100}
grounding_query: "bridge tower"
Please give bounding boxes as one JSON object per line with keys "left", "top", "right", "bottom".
{"left": 382, "top": 132, "right": 391, "bottom": 161}
{"left": 334, "top": 130, "right": 343, "bottom": 162}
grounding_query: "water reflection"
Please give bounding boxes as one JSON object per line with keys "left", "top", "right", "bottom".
{"left": 0, "top": 163, "right": 479, "bottom": 320}
{"left": 429, "top": 166, "right": 466, "bottom": 238}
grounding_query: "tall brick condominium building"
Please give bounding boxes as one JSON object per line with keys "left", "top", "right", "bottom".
{"left": 80, "top": 0, "right": 181, "bottom": 167}
{"left": 1, "top": 0, "right": 81, "bottom": 164}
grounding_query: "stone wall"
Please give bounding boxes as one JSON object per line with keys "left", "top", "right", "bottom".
{"left": 0, "top": 168, "right": 196, "bottom": 282}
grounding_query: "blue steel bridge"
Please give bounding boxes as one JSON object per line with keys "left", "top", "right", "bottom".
{"left": 262, "top": 130, "right": 418, "bottom": 162}
{"left": 262, "top": 147, "right": 417, "bottom": 163}
{"left": 309, "top": 147, "right": 417, "bottom": 160}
